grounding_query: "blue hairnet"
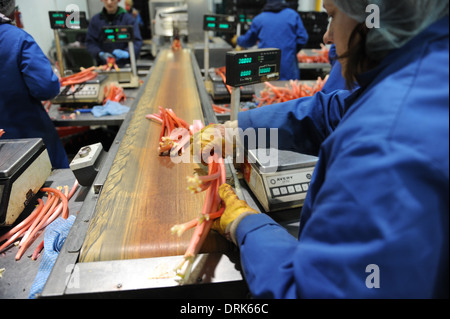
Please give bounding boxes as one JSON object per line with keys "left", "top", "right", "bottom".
{"left": 0, "top": 0, "right": 15, "bottom": 16}
{"left": 333, "top": 0, "right": 449, "bottom": 59}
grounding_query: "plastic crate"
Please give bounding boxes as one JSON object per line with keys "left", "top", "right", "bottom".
{"left": 299, "top": 11, "right": 329, "bottom": 49}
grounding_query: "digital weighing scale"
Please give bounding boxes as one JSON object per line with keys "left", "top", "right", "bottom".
{"left": 242, "top": 148, "right": 318, "bottom": 212}
{"left": 48, "top": 11, "right": 88, "bottom": 77}
{"left": 226, "top": 48, "right": 281, "bottom": 120}
{"left": 203, "top": 14, "right": 237, "bottom": 81}
{"left": 52, "top": 74, "right": 108, "bottom": 105}
{"left": 98, "top": 26, "right": 140, "bottom": 89}
{"left": 0, "top": 139, "right": 52, "bottom": 226}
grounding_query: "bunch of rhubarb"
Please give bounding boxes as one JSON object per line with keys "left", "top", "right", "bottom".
{"left": 254, "top": 76, "right": 328, "bottom": 107}
{"left": 60, "top": 66, "right": 98, "bottom": 87}
{"left": 147, "top": 109, "right": 228, "bottom": 282}
{"left": 146, "top": 107, "right": 203, "bottom": 156}
{"left": 297, "top": 45, "right": 330, "bottom": 63}
{"left": 103, "top": 82, "right": 126, "bottom": 104}
{"left": 171, "top": 153, "right": 226, "bottom": 282}
{"left": 0, "top": 181, "right": 78, "bottom": 261}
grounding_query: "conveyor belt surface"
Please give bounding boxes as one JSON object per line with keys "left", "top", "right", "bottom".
{"left": 80, "top": 49, "right": 230, "bottom": 262}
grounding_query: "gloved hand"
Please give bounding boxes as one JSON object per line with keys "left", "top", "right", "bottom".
{"left": 113, "top": 49, "right": 130, "bottom": 60}
{"left": 213, "top": 183, "right": 259, "bottom": 243}
{"left": 99, "top": 51, "right": 114, "bottom": 63}
{"left": 191, "top": 121, "right": 238, "bottom": 165}
{"left": 231, "top": 34, "right": 238, "bottom": 46}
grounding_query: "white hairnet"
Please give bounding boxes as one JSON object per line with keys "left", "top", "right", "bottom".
{"left": 333, "top": 0, "right": 449, "bottom": 59}
{"left": 0, "top": 0, "right": 14, "bottom": 16}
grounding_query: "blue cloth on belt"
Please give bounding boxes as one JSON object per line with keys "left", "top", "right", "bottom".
{"left": 28, "top": 216, "right": 76, "bottom": 299}
{"left": 91, "top": 100, "right": 130, "bottom": 117}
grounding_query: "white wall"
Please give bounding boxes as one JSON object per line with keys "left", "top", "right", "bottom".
{"left": 15, "top": 0, "right": 89, "bottom": 56}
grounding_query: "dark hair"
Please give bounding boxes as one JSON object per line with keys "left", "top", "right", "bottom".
{"left": 338, "top": 23, "right": 380, "bottom": 89}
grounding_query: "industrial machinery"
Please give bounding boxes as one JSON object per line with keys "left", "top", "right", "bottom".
{"left": 149, "top": 1, "right": 188, "bottom": 56}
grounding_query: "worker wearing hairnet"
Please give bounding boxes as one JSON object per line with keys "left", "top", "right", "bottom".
{"left": 195, "top": 0, "right": 449, "bottom": 298}
{"left": 86, "top": 0, "right": 142, "bottom": 66}
{"left": 236, "top": 0, "right": 309, "bottom": 80}
{"left": 0, "top": 0, "right": 69, "bottom": 169}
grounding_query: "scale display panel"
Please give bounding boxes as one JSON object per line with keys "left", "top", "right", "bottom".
{"left": 226, "top": 48, "right": 281, "bottom": 87}
{"left": 102, "top": 26, "right": 134, "bottom": 43}
{"left": 49, "top": 11, "right": 87, "bottom": 29}
{"left": 203, "top": 14, "right": 237, "bottom": 33}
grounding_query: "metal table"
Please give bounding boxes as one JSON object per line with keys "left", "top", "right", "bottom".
{"left": 48, "top": 87, "right": 142, "bottom": 128}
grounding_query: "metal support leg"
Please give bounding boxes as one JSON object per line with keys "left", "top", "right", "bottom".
{"left": 204, "top": 31, "right": 210, "bottom": 80}
{"left": 54, "top": 30, "right": 65, "bottom": 76}
{"left": 230, "top": 87, "right": 241, "bottom": 121}
{"left": 128, "top": 41, "right": 138, "bottom": 78}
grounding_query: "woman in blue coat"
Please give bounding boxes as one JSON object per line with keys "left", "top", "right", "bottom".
{"left": 237, "top": 0, "right": 309, "bottom": 81}
{"left": 197, "top": 0, "right": 449, "bottom": 298}
{"left": 0, "top": 2, "right": 69, "bottom": 169}
{"left": 86, "top": 0, "right": 142, "bottom": 66}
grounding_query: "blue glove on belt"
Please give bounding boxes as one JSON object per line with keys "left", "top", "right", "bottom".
{"left": 113, "top": 49, "right": 130, "bottom": 60}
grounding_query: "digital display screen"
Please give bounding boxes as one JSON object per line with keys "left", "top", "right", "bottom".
{"left": 259, "top": 65, "right": 276, "bottom": 75}
{"left": 239, "top": 57, "right": 252, "bottom": 65}
{"left": 226, "top": 48, "right": 281, "bottom": 87}
{"left": 203, "top": 14, "right": 236, "bottom": 33}
{"left": 49, "top": 11, "right": 87, "bottom": 29}
{"left": 102, "top": 26, "right": 134, "bottom": 43}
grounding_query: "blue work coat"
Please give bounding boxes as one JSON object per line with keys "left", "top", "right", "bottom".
{"left": 86, "top": 7, "right": 142, "bottom": 65}
{"left": 237, "top": 16, "right": 449, "bottom": 298}
{"left": 0, "top": 23, "right": 69, "bottom": 169}
{"left": 237, "top": 8, "right": 309, "bottom": 81}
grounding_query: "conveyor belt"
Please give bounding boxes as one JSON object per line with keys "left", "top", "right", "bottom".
{"left": 79, "top": 49, "right": 230, "bottom": 262}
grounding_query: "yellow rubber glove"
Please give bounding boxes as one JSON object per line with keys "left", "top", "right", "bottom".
{"left": 231, "top": 35, "right": 238, "bottom": 46}
{"left": 191, "top": 124, "right": 225, "bottom": 165}
{"left": 191, "top": 121, "right": 238, "bottom": 165}
{"left": 213, "top": 183, "right": 259, "bottom": 243}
